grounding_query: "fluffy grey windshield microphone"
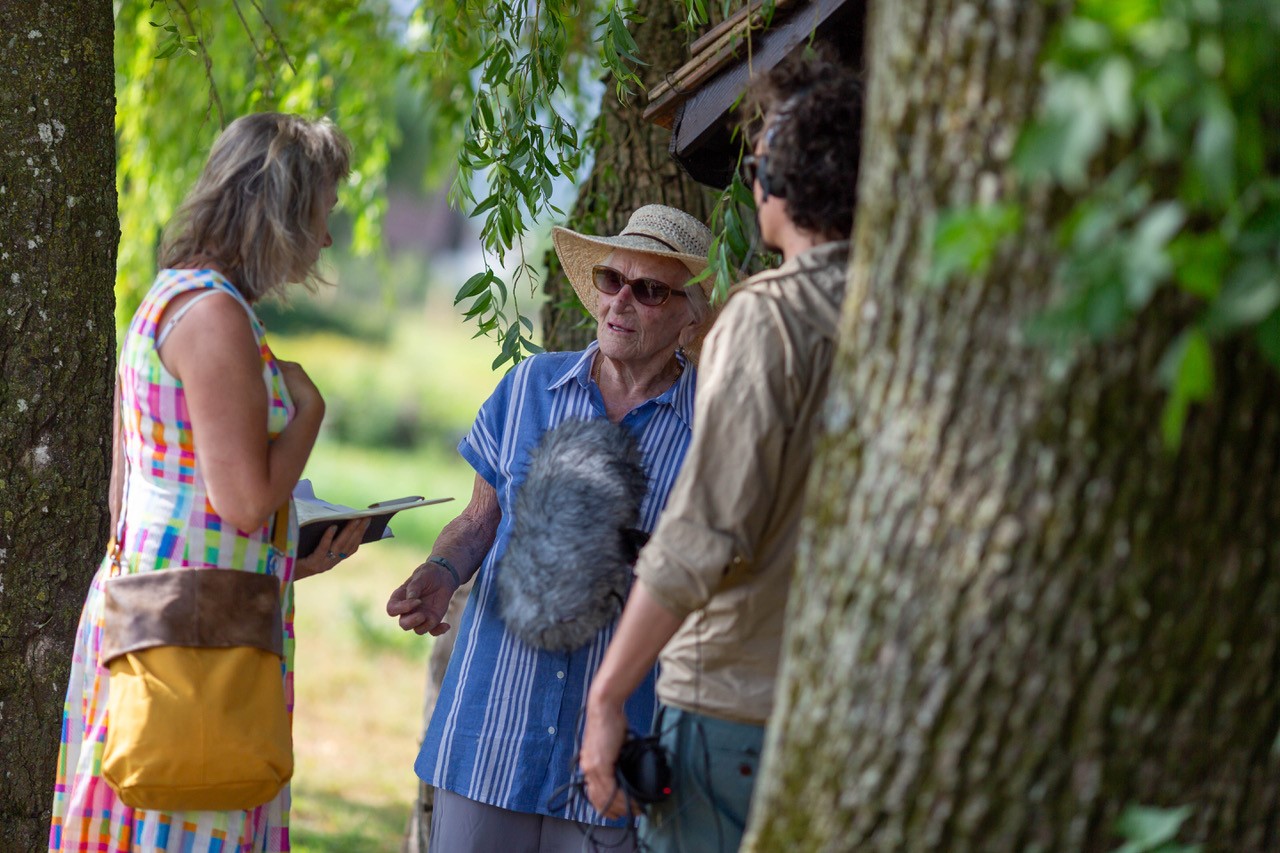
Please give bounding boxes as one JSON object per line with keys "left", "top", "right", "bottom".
{"left": 497, "top": 417, "right": 649, "bottom": 652}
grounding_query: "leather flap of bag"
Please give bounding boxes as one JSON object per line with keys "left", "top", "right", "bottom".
{"left": 101, "top": 569, "right": 283, "bottom": 663}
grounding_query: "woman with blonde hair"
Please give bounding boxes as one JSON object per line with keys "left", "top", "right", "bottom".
{"left": 49, "top": 113, "right": 367, "bottom": 853}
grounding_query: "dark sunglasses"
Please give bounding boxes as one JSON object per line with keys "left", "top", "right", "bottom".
{"left": 591, "top": 265, "right": 688, "bottom": 307}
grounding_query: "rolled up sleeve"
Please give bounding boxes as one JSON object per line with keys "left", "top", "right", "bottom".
{"left": 634, "top": 293, "right": 794, "bottom": 619}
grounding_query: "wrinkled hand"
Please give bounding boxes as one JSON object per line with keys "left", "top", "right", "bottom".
{"left": 277, "top": 360, "right": 323, "bottom": 414}
{"left": 294, "top": 518, "right": 370, "bottom": 580}
{"left": 386, "top": 560, "right": 460, "bottom": 635}
{"left": 580, "top": 696, "right": 632, "bottom": 819}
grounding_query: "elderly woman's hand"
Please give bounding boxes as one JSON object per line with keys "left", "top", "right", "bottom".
{"left": 294, "top": 517, "right": 370, "bottom": 580}
{"left": 386, "top": 559, "right": 461, "bottom": 635}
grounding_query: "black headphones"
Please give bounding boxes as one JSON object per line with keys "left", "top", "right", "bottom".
{"left": 757, "top": 117, "right": 789, "bottom": 201}
{"left": 753, "top": 93, "right": 809, "bottom": 201}
{"left": 615, "top": 730, "right": 673, "bottom": 805}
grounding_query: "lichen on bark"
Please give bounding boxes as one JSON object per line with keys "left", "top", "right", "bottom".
{"left": 745, "top": 1, "right": 1280, "bottom": 850}
{"left": 0, "top": 1, "right": 117, "bottom": 847}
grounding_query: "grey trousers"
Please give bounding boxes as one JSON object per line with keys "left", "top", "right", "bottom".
{"left": 429, "top": 787, "right": 638, "bottom": 853}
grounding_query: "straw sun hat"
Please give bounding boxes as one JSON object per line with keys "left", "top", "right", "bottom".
{"left": 551, "top": 204, "right": 714, "bottom": 320}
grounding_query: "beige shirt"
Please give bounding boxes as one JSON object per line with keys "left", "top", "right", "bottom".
{"left": 635, "top": 241, "right": 850, "bottom": 725}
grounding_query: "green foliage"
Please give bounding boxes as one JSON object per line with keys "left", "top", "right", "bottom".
{"left": 269, "top": 316, "right": 495, "bottom": 451}
{"left": 118, "top": 0, "right": 769, "bottom": 367}
{"left": 928, "top": 202, "right": 1023, "bottom": 288}
{"left": 115, "top": 0, "right": 405, "bottom": 326}
{"left": 403, "top": 0, "right": 647, "bottom": 368}
{"left": 413, "top": 0, "right": 776, "bottom": 364}
{"left": 693, "top": 167, "right": 773, "bottom": 302}
{"left": 1112, "top": 804, "right": 1201, "bottom": 853}
{"left": 931, "top": 0, "right": 1280, "bottom": 447}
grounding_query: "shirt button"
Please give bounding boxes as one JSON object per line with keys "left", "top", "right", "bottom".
{"left": 548, "top": 726, "right": 556, "bottom": 735}
{"left": 556, "top": 671, "right": 565, "bottom": 679}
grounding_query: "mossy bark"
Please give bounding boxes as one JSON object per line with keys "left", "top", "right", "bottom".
{"left": 0, "top": 1, "right": 117, "bottom": 848}
{"left": 746, "top": 1, "right": 1280, "bottom": 850}
{"left": 539, "top": 0, "right": 720, "bottom": 353}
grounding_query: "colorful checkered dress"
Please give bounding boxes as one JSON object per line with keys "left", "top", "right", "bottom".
{"left": 50, "top": 269, "right": 299, "bottom": 853}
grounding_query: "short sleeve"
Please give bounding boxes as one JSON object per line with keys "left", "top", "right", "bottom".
{"left": 457, "top": 363, "right": 521, "bottom": 487}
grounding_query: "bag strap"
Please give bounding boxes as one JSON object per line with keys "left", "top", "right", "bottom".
{"left": 109, "top": 375, "right": 129, "bottom": 578}
{"left": 155, "top": 288, "right": 222, "bottom": 348}
{"left": 112, "top": 285, "right": 293, "bottom": 576}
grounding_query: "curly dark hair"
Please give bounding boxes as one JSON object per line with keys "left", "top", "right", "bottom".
{"left": 741, "top": 43, "right": 862, "bottom": 239}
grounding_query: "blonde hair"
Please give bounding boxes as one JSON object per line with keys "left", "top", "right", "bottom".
{"left": 160, "top": 113, "right": 352, "bottom": 302}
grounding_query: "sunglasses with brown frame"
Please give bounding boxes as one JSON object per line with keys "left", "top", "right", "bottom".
{"left": 591, "top": 265, "right": 689, "bottom": 307}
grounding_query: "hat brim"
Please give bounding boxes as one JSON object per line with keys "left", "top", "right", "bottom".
{"left": 551, "top": 226, "right": 710, "bottom": 320}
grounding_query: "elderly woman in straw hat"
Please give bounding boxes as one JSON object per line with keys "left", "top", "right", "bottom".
{"left": 387, "top": 204, "right": 715, "bottom": 851}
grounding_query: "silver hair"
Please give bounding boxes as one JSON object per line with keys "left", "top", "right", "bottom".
{"left": 683, "top": 278, "right": 711, "bottom": 325}
{"left": 159, "top": 113, "right": 352, "bottom": 302}
{"left": 497, "top": 418, "right": 649, "bottom": 652}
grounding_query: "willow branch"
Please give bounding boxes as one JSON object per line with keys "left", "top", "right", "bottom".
{"left": 249, "top": 0, "right": 298, "bottom": 75}
{"left": 171, "top": 0, "right": 225, "bottom": 127}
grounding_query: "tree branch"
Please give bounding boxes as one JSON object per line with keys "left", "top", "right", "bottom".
{"left": 170, "top": 0, "right": 225, "bottom": 127}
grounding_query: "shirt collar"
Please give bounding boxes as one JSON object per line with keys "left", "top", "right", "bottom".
{"left": 548, "top": 341, "right": 696, "bottom": 428}
{"left": 548, "top": 342, "right": 600, "bottom": 392}
{"left": 776, "top": 239, "right": 851, "bottom": 276}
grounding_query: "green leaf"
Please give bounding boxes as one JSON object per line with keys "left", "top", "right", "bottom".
{"left": 729, "top": 173, "right": 755, "bottom": 209}
{"left": 725, "top": 207, "right": 750, "bottom": 260}
{"left": 1113, "top": 803, "right": 1198, "bottom": 853}
{"left": 1169, "top": 232, "right": 1228, "bottom": 300}
{"left": 928, "top": 202, "right": 1023, "bottom": 287}
{"left": 1203, "top": 257, "right": 1280, "bottom": 333}
{"left": 492, "top": 348, "right": 514, "bottom": 370}
{"left": 477, "top": 94, "right": 495, "bottom": 131}
{"left": 1256, "top": 308, "right": 1280, "bottom": 371}
{"left": 608, "top": 8, "right": 645, "bottom": 65}
{"left": 1097, "top": 56, "right": 1136, "bottom": 132}
{"left": 1083, "top": 275, "right": 1128, "bottom": 338}
{"left": 1016, "top": 76, "right": 1109, "bottom": 186}
{"left": 1158, "top": 330, "right": 1214, "bottom": 449}
{"left": 1124, "top": 201, "right": 1184, "bottom": 308}
{"left": 463, "top": 291, "right": 494, "bottom": 318}
{"left": 1193, "top": 90, "right": 1236, "bottom": 208}
{"left": 454, "top": 271, "right": 492, "bottom": 304}
{"left": 470, "top": 194, "right": 501, "bottom": 217}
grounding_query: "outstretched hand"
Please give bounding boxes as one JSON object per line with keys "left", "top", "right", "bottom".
{"left": 387, "top": 560, "right": 460, "bottom": 635}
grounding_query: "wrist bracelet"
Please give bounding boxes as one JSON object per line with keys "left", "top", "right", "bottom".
{"left": 428, "top": 555, "right": 462, "bottom": 589}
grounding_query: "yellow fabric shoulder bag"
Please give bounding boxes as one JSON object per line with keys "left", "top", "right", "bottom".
{"left": 100, "top": 563, "right": 293, "bottom": 811}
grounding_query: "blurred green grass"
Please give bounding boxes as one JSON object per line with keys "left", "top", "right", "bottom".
{"left": 268, "top": 292, "right": 499, "bottom": 852}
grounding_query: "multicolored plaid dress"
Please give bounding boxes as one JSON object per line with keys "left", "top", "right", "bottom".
{"left": 50, "top": 269, "right": 299, "bottom": 853}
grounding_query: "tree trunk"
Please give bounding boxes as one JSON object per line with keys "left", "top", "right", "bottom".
{"left": 746, "top": 1, "right": 1280, "bottom": 850}
{"left": 0, "top": 1, "right": 118, "bottom": 849}
{"left": 539, "top": 0, "right": 719, "bottom": 353}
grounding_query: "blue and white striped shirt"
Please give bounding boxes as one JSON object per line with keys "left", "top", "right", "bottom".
{"left": 417, "top": 342, "right": 697, "bottom": 824}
